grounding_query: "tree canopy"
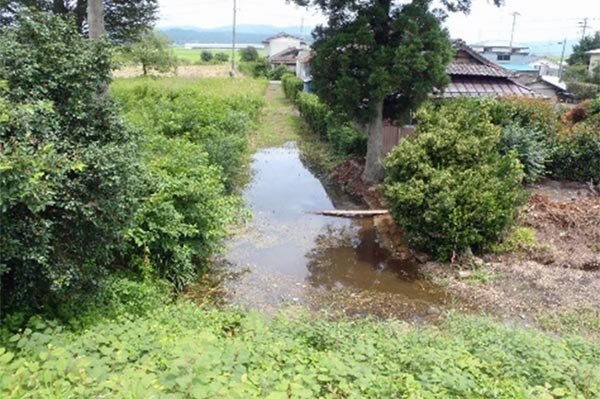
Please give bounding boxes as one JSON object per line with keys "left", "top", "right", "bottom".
{"left": 0, "top": 0, "right": 158, "bottom": 43}
{"left": 568, "top": 32, "right": 600, "bottom": 66}
{"left": 292, "top": 0, "right": 505, "bottom": 181}
{"left": 126, "top": 30, "right": 177, "bottom": 76}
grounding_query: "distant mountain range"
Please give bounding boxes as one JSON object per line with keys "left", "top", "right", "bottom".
{"left": 159, "top": 25, "right": 576, "bottom": 58}
{"left": 159, "top": 25, "right": 312, "bottom": 45}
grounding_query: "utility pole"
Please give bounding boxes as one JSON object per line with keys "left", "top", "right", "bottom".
{"left": 231, "top": 0, "right": 237, "bottom": 75}
{"left": 509, "top": 12, "right": 520, "bottom": 48}
{"left": 580, "top": 17, "right": 589, "bottom": 40}
{"left": 558, "top": 38, "right": 567, "bottom": 80}
{"left": 300, "top": 16, "right": 305, "bottom": 41}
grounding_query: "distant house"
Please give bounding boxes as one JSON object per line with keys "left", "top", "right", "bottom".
{"left": 263, "top": 33, "right": 306, "bottom": 58}
{"left": 526, "top": 75, "right": 573, "bottom": 103}
{"left": 586, "top": 49, "right": 600, "bottom": 74}
{"left": 383, "top": 41, "right": 536, "bottom": 155}
{"left": 269, "top": 47, "right": 302, "bottom": 71}
{"left": 436, "top": 40, "right": 536, "bottom": 99}
{"left": 470, "top": 41, "right": 540, "bottom": 83}
{"left": 528, "top": 58, "right": 561, "bottom": 77}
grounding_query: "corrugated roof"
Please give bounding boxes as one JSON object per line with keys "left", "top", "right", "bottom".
{"left": 436, "top": 76, "right": 536, "bottom": 98}
{"left": 498, "top": 63, "right": 539, "bottom": 72}
{"left": 269, "top": 47, "right": 300, "bottom": 64}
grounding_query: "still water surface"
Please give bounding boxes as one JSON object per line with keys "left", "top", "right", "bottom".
{"left": 218, "top": 143, "right": 452, "bottom": 318}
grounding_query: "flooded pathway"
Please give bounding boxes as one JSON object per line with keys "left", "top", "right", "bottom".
{"left": 214, "top": 142, "right": 455, "bottom": 319}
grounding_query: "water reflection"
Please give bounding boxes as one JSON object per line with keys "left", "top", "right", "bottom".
{"left": 217, "top": 143, "right": 450, "bottom": 315}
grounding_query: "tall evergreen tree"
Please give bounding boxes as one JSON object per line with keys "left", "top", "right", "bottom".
{"left": 0, "top": 0, "right": 158, "bottom": 43}
{"left": 293, "top": 0, "right": 503, "bottom": 182}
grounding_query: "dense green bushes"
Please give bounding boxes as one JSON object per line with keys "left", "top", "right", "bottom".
{"left": 0, "top": 13, "right": 141, "bottom": 313}
{"left": 0, "top": 13, "right": 265, "bottom": 314}
{"left": 111, "top": 78, "right": 264, "bottom": 290}
{"left": 486, "top": 96, "right": 600, "bottom": 183}
{"left": 1, "top": 301, "right": 598, "bottom": 398}
{"left": 501, "top": 124, "right": 549, "bottom": 183}
{"left": 384, "top": 101, "right": 525, "bottom": 259}
{"left": 282, "top": 74, "right": 304, "bottom": 102}
{"left": 296, "top": 92, "right": 367, "bottom": 156}
{"left": 550, "top": 126, "right": 600, "bottom": 182}
{"left": 112, "top": 78, "right": 264, "bottom": 189}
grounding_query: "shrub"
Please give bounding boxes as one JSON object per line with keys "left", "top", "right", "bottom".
{"left": 273, "top": 64, "right": 292, "bottom": 81}
{"left": 200, "top": 50, "right": 213, "bottom": 63}
{"left": 487, "top": 97, "right": 565, "bottom": 139}
{"left": 112, "top": 78, "right": 264, "bottom": 189}
{"left": 384, "top": 102, "right": 525, "bottom": 260}
{"left": 296, "top": 92, "right": 331, "bottom": 137}
{"left": 126, "top": 135, "right": 239, "bottom": 291}
{"left": 549, "top": 126, "right": 600, "bottom": 182}
{"left": 567, "top": 81, "right": 600, "bottom": 101}
{"left": 501, "top": 124, "right": 549, "bottom": 183}
{"left": 214, "top": 52, "right": 229, "bottom": 63}
{"left": 282, "top": 74, "right": 304, "bottom": 102}
{"left": 327, "top": 124, "right": 368, "bottom": 155}
{"left": 111, "top": 78, "right": 264, "bottom": 289}
{"left": 0, "top": 13, "right": 141, "bottom": 314}
{"left": 239, "top": 58, "right": 273, "bottom": 79}
{"left": 240, "top": 46, "right": 259, "bottom": 62}
{"left": 296, "top": 92, "right": 367, "bottom": 156}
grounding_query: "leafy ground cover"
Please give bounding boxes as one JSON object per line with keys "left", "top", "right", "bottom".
{"left": 1, "top": 289, "right": 598, "bottom": 398}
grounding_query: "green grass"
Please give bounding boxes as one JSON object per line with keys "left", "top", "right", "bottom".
{"left": 250, "top": 84, "right": 348, "bottom": 175}
{"left": 492, "top": 226, "right": 540, "bottom": 254}
{"left": 1, "top": 289, "right": 598, "bottom": 398}
{"left": 538, "top": 307, "right": 600, "bottom": 341}
{"left": 250, "top": 83, "right": 302, "bottom": 149}
{"left": 111, "top": 76, "right": 268, "bottom": 99}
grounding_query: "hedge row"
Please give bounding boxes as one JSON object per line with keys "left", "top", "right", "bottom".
{"left": 296, "top": 92, "right": 367, "bottom": 156}
{"left": 282, "top": 74, "right": 304, "bottom": 102}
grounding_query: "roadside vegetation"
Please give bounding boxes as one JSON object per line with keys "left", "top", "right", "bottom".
{"left": 1, "top": 291, "right": 599, "bottom": 398}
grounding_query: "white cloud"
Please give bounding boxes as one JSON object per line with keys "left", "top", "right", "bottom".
{"left": 157, "top": 0, "right": 326, "bottom": 29}
{"left": 157, "top": 0, "right": 600, "bottom": 43}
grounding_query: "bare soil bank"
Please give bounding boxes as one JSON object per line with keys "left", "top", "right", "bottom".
{"left": 329, "top": 158, "right": 600, "bottom": 339}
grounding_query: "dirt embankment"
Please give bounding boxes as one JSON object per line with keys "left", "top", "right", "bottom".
{"left": 329, "top": 159, "right": 600, "bottom": 336}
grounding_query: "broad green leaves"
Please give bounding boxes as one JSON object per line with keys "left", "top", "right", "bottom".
{"left": 1, "top": 304, "right": 598, "bottom": 398}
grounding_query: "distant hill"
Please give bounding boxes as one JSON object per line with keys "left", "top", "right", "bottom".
{"left": 159, "top": 25, "right": 313, "bottom": 45}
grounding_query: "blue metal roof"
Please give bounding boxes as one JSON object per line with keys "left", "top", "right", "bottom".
{"left": 496, "top": 63, "right": 538, "bottom": 72}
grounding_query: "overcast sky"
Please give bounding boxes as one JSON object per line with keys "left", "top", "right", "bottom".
{"left": 157, "top": 0, "right": 600, "bottom": 43}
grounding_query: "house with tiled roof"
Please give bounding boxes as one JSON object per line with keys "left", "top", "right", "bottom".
{"left": 437, "top": 40, "right": 536, "bottom": 98}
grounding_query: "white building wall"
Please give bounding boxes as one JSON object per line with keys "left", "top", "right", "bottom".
{"left": 266, "top": 37, "right": 305, "bottom": 58}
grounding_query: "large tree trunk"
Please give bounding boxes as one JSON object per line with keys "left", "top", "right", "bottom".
{"left": 362, "top": 100, "right": 385, "bottom": 183}
{"left": 87, "top": 0, "right": 106, "bottom": 40}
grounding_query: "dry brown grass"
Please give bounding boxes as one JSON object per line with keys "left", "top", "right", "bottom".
{"left": 113, "top": 65, "right": 232, "bottom": 79}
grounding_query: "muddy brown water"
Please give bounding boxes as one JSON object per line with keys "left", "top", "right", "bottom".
{"left": 208, "top": 143, "right": 455, "bottom": 319}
